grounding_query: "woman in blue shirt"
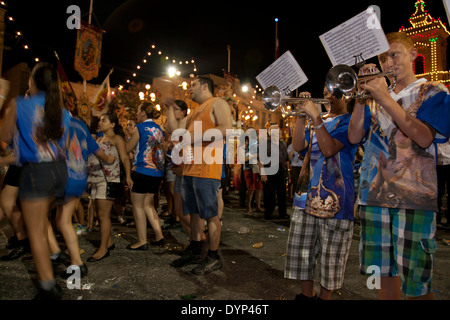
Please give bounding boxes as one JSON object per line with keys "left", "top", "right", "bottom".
{"left": 0, "top": 62, "right": 71, "bottom": 299}
{"left": 126, "top": 101, "right": 165, "bottom": 250}
{"left": 57, "top": 116, "right": 116, "bottom": 280}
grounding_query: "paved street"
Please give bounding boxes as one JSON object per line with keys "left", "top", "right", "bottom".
{"left": 1, "top": 192, "right": 450, "bottom": 306}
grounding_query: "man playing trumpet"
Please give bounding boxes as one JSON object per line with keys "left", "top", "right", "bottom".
{"left": 284, "top": 86, "right": 370, "bottom": 300}
{"left": 348, "top": 32, "right": 450, "bottom": 300}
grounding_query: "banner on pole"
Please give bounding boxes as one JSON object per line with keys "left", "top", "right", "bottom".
{"left": 91, "top": 71, "right": 112, "bottom": 117}
{"left": 56, "top": 57, "right": 78, "bottom": 115}
{"left": 74, "top": 21, "right": 102, "bottom": 81}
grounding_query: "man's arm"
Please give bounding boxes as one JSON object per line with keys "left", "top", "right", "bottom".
{"left": 292, "top": 117, "right": 307, "bottom": 152}
{"left": 212, "top": 98, "right": 232, "bottom": 136}
{"left": 348, "top": 101, "right": 367, "bottom": 145}
{"left": 361, "top": 78, "right": 435, "bottom": 149}
{"left": 163, "top": 96, "right": 187, "bottom": 133}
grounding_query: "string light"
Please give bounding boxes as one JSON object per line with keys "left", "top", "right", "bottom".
{"left": 400, "top": 0, "right": 450, "bottom": 85}
{"left": 3, "top": 2, "right": 40, "bottom": 63}
{"left": 116, "top": 41, "right": 198, "bottom": 89}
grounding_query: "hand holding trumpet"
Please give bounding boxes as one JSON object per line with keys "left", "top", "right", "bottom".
{"left": 297, "top": 92, "right": 322, "bottom": 123}
{"left": 358, "top": 63, "right": 392, "bottom": 106}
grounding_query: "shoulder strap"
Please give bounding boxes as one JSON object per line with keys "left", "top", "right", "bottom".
{"left": 97, "top": 157, "right": 109, "bottom": 183}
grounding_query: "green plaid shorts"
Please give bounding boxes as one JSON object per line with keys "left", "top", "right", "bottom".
{"left": 359, "top": 205, "right": 437, "bottom": 297}
{"left": 284, "top": 207, "right": 353, "bottom": 291}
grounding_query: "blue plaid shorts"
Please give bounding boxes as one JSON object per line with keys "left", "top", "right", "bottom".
{"left": 359, "top": 205, "right": 437, "bottom": 297}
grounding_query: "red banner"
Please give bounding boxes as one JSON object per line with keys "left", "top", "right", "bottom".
{"left": 57, "top": 59, "right": 78, "bottom": 114}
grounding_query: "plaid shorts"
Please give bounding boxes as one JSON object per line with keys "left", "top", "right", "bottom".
{"left": 359, "top": 205, "right": 437, "bottom": 297}
{"left": 284, "top": 207, "right": 353, "bottom": 291}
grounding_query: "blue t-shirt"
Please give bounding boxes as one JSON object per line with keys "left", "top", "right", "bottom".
{"left": 65, "top": 117, "right": 100, "bottom": 197}
{"left": 14, "top": 93, "right": 71, "bottom": 165}
{"left": 358, "top": 79, "right": 450, "bottom": 211}
{"left": 294, "top": 109, "right": 371, "bottom": 220}
{"left": 133, "top": 119, "right": 164, "bottom": 177}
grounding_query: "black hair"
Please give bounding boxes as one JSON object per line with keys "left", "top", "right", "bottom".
{"left": 31, "top": 62, "right": 63, "bottom": 141}
{"left": 196, "top": 76, "right": 214, "bottom": 95}
{"left": 101, "top": 113, "right": 125, "bottom": 138}
{"left": 175, "top": 100, "right": 188, "bottom": 115}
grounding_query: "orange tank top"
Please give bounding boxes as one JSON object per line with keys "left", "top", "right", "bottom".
{"left": 182, "top": 97, "right": 224, "bottom": 180}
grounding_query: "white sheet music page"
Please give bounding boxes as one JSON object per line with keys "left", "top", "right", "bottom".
{"left": 256, "top": 50, "right": 308, "bottom": 96}
{"left": 319, "top": 8, "right": 390, "bottom": 66}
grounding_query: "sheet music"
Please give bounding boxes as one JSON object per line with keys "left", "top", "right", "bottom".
{"left": 256, "top": 51, "right": 308, "bottom": 96}
{"left": 319, "top": 8, "right": 390, "bottom": 66}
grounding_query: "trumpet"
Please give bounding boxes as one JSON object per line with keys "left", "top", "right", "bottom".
{"left": 262, "top": 86, "right": 331, "bottom": 117}
{"left": 325, "top": 64, "right": 396, "bottom": 100}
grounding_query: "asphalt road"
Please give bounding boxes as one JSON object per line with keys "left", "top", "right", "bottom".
{"left": 1, "top": 192, "right": 450, "bottom": 314}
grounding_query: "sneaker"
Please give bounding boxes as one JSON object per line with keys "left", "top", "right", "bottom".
{"left": 1, "top": 241, "right": 31, "bottom": 261}
{"left": 191, "top": 256, "right": 222, "bottom": 275}
{"left": 51, "top": 251, "right": 71, "bottom": 266}
{"left": 171, "top": 251, "right": 202, "bottom": 267}
{"left": 170, "top": 243, "right": 202, "bottom": 267}
{"left": 6, "top": 235, "right": 18, "bottom": 249}
{"left": 34, "top": 283, "right": 63, "bottom": 300}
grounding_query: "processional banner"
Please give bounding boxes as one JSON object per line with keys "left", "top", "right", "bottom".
{"left": 74, "top": 21, "right": 102, "bottom": 81}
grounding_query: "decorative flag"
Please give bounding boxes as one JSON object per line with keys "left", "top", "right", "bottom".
{"left": 91, "top": 70, "right": 112, "bottom": 117}
{"left": 74, "top": 21, "right": 102, "bottom": 81}
{"left": 55, "top": 52, "right": 78, "bottom": 115}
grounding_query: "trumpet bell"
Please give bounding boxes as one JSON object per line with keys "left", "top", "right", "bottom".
{"left": 325, "top": 64, "right": 358, "bottom": 100}
{"left": 262, "top": 85, "right": 330, "bottom": 117}
{"left": 325, "top": 64, "right": 397, "bottom": 100}
{"left": 262, "top": 86, "right": 282, "bottom": 111}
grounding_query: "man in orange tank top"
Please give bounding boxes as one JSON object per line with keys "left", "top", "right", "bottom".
{"left": 164, "top": 76, "right": 232, "bottom": 274}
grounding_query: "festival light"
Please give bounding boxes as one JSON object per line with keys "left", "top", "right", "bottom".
{"left": 168, "top": 66, "right": 177, "bottom": 77}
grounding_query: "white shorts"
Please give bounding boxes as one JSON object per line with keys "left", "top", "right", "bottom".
{"left": 90, "top": 181, "right": 108, "bottom": 200}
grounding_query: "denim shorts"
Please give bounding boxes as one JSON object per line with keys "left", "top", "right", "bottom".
{"left": 181, "top": 175, "right": 220, "bottom": 219}
{"left": 18, "top": 161, "right": 67, "bottom": 202}
{"left": 174, "top": 176, "right": 182, "bottom": 194}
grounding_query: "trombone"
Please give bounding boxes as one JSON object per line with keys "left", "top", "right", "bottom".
{"left": 325, "top": 64, "right": 396, "bottom": 100}
{"left": 262, "top": 86, "right": 331, "bottom": 117}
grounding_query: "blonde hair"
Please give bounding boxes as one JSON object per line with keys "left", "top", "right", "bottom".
{"left": 386, "top": 32, "right": 414, "bottom": 50}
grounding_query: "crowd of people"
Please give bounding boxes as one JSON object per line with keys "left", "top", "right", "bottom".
{"left": 0, "top": 31, "right": 450, "bottom": 301}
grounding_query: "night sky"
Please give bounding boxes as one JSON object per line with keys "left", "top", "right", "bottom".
{"left": 3, "top": 0, "right": 449, "bottom": 97}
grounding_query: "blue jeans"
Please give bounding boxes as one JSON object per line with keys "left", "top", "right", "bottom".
{"left": 181, "top": 176, "right": 220, "bottom": 220}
